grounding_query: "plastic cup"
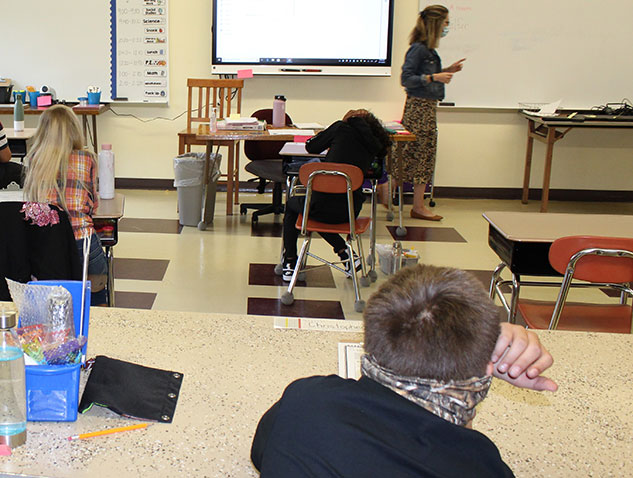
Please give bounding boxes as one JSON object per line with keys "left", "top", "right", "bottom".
{"left": 29, "top": 91, "right": 40, "bottom": 108}
{"left": 87, "top": 92, "right": 101, "bottom": 105}
{"left": 77, "top": 97, "right": 88, "bottom": 107}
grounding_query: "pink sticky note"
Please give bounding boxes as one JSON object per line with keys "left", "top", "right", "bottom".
{"left": 294, "top": 135, "right": 312, "bottom": 143}
{"left": 37, "top": 95, "right": 52, "bottom": 107}
{"left": 0, "top": 444, "right": 11, "bottom": 456}
{"left": 237, "top": 69, "right": 253, "bottom": 79}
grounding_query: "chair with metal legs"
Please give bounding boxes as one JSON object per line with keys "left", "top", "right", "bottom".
{"left": 280, "top": 163, "right": 371, "bottom": 312}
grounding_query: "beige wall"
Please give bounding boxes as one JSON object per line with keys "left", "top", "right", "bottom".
{"left": 12, "top": 0, "right": 633, "bottom": 190}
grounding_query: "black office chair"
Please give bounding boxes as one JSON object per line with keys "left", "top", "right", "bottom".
{"left": 240, "top": 109, "right": 293, "bottom": 223}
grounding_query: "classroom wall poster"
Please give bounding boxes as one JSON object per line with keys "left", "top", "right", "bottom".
{"left": 111, "top": 0, "right": 169, "bottom": 103}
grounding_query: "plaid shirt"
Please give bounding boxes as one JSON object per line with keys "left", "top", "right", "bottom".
{"left": 45, "top": 150, "right": 99, "bottom": 240}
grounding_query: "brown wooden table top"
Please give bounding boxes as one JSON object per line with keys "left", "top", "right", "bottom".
{"left": 0, "top": 104, "right": 110, "bottom": 116}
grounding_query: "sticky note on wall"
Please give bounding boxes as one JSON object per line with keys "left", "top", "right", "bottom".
{"left": 237, "top": 69, "right": 253, "bottom": 79}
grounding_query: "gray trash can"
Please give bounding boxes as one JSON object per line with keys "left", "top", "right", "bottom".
{"left": 173, "top": 152, "right": 221, "bottom": 226}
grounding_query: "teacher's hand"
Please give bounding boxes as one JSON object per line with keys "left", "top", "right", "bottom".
{"left": 433, "top": 72, "right": 454, "bottom": 84}
{"left": 444, "top": 58, "right": 466, "bottom": 73}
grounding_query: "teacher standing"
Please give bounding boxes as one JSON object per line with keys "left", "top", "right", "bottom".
{"left": 397, "top": 4, "right": 464, "bottom": 221}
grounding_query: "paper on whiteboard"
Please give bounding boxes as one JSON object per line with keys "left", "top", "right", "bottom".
{"left": 337, "top": 342, "right": 364, "bottom": 379}
{"left": 522, "top": 99, "right": 562, "bottom": 117}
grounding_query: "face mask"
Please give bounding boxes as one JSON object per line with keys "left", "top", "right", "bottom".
{"left": 441, "top": 26, "right": 449, "bottom": 38}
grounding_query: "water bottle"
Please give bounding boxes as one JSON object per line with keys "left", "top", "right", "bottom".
{"left": 0, "top": 310, "right": 26, "bottom": 448}
{"left": 13, "top": 95, "right": 24, "bottom": 132}
{"left": 98, "top": 144, "right": 115, "bottom": 200}
{"left": 210, "top": 107, "right": 218, "bottom": 133}
{"left": 272, "top": 95, "right": 286, "bottom": 127}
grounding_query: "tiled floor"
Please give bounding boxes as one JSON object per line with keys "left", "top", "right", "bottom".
{"left": 111, "top": 188, "right": 633, "bottom": 320}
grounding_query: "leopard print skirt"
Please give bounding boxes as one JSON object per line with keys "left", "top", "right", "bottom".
{"left": 391, "top": 96, "right": 437, "bottom": 184}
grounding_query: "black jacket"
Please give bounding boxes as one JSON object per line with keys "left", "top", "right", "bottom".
{"left": 252, "top": 375, "right": 514, "bottom": 478}
{"left": 0, "top": 202, "right": 82, "bottom": 301}
{"left": 303, "top": 117, "right": 381, "bottom": 222}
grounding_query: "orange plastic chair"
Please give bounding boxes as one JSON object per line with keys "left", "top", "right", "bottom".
{"left": 517, "top": 236, "right": 633, "bottom": 333}
{"left": 280, "top": 162, "right": 371, "bottom": 312}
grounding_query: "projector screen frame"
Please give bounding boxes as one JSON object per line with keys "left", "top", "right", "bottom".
{"left": 211, "top": 0, "right": 395, "bottom": 77}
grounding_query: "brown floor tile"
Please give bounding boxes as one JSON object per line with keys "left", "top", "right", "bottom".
{"left": 113, "top": 291, "right": 157, "bottom": 309}
{"left": 250, "top": 222, "right": 283, "bottom": 238}
{"left": 120, "top": 218, "right": 183, "bottom": 234}
{"left": 386, "top": 226, "right": 466, "bottom": 242}
{"left": 249, "top": 263, "right": 336, "bottom": 287}
{"left": 247, "top": 297, "right": 345, "bottom": 319}
{"left": 113, "top": 258, "right": 170, "bottom": 281}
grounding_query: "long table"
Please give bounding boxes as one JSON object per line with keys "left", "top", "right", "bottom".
{"left": 195, "top": 124, "right": 416, "bottom": 221}
{"left": 520, "top": 111, "right": 633, "bottom": 212}
{"left": 0, "top": 308, "right": 630, "bottom": 477}
{"left": 0, "top": 104, "right": 109, "bottom": 153}
{"left": 483, "top": 210, "right": 633, "bottom": 321}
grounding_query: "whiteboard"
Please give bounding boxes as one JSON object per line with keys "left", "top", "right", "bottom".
{"left": 1, "top": 0, "right": 169, "bottom": 104}
{"left": 419, "top": 0, "right": 633, "bottom": 108}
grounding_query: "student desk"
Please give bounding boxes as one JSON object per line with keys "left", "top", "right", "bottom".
{"left": 520, "top": 111, "right": 633, "bottom": 212}
{"left": 0, "top": 104, "right": 109, "bottom": 153}
{"left": 93, "top": 193, "right": 125, "bottom": 307}
{"left": 483, "top": 210, "right": 633, "bottom": 321}
{"left": 4, "top": 128, "right": 37, "bottom": 159}
{"left": 0, "top": 308, "right": 630, "bottom": 477}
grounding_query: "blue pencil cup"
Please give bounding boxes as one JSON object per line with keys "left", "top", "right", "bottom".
{"left": 28, "top": 91, "right": 40, "bottom": 108}
{"left": 87, "top": 91, "right": 101, "bottom": 105}
{"left": 23, "top": 280, "right": 91, "bottom": 422}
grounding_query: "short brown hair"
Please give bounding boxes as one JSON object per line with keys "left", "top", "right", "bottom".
{"left": 363, "top": 265, "right": 500, "bottom": 381}
{"left": 410, "top": 5, "right": 448, "bottom": 49}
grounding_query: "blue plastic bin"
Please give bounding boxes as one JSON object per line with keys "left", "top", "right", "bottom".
{"left": 23, "top": 280, "right": 90, "bottom": 422}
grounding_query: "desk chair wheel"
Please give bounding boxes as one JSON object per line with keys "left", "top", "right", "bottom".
{"left": 359, "top": 276, "right": 370, "bottom": 287}
{"left": 354, "top": 300, "right": 365, "bottom": 313}
{"left": 386, "top": 211, "right": 394, "bottom": 221}
{"left": 274, "top": 263, "right": 284, "bottom": 275}
{"left": 368, "top": 270, "right": 378, "bottom": 282}
{"left": 429, "top": 199, "right": 436, "bottom": 207}
{"left": 197, "top": 221, "right": 207, "bottom": 231}
{"left": 396, "top": 226, "right": 407, "bottom": 237}
{"left": 281, "top": 291, "right": 294, "bottom": 305}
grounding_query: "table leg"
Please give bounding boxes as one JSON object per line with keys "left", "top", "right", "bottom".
{"left": 540, "top": 127, "right": 556, "bottom": 213}
{"left": 178, "top": 135, "right": 186, "bottom": 155}
{"left": 522, "top": 120, "right": 534, "bottom": 204}
{"left": 105, "top": 245, "right": 115, "bottom": 307}
{"left": 234, "top": 145, "right": 240, "bottom": 205}
{"left": 202, "top": 141, "right": 213, "bottom": 225}
{"left": 509, "top": 274, "right": 521, "bottom": 323}
{"left": 225, "top": 142, "right": 235, "bottom": 215}
{"left": 81, "top": 116, "right": 89, "bottom": 150}
{"left": 92, "top": 115, "right": 98, "bottom": 153}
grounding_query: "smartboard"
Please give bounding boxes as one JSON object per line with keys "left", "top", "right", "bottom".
{"left": 2, "top": 0, "right": 169, "bottom": 104}
{"left": 419, "top": 0, "right": 633, "bottom": 108}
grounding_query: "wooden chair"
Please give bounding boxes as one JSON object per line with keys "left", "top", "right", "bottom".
{"left": 517, "top": 236, "right": 633, "bottom": 333}
{"left": 280, "top": 163, "right": 371, "bottom": 312}
{"left": 177, "top": 79, "right": 244, "bottom": 212}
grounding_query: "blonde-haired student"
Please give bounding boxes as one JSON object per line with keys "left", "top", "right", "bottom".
{"left": 23, "top": 105, "right": 108, "bottom": 305}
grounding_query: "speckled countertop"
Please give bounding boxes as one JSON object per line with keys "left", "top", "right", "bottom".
{"left": 0, "top": 307, "right": 631, "bottom": 477}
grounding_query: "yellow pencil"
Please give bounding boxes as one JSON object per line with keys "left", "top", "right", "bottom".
{"left": 67, "top": 423, "right": 150, "bottom": 441}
